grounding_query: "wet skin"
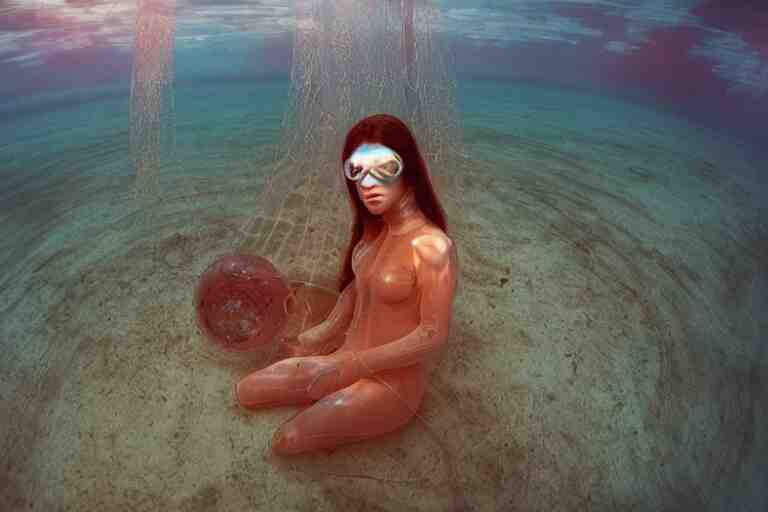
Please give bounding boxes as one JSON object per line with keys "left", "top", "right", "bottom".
{"left": 236, "top": 167, "right": 458, "bottom": 455}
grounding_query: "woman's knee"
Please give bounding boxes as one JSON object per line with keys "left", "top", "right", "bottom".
{"left": 235, "top": 374, "right": 269, "bottom": 409}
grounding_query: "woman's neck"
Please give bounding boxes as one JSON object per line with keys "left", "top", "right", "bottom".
{"left": 382, "top": 189, "right": 428, "bottom": 235}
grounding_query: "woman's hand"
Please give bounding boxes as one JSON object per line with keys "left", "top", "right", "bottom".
{"left": 305, "top": 361, "right": 342, "bottom": 400}
{"left": 257, "top": 353, "right": 364, "bottom": 401}
{"left": 305, "top": 352, "right": 367, "bottom": 400}
{"left": 276, "top": 334, "right": 315, "bottom": 359}
{"left": 277, "top": 331, "right": 344, "bottom": 359}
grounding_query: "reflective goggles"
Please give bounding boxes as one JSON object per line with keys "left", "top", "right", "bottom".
{"left": 343, "top": 143, "right": 404, "bottom": 184}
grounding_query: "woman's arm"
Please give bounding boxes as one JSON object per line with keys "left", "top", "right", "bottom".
{"left": 297, "top": 280, "right": 357, "bottom": 349}
{"left": 352, "top": 233, "right": 458, "bottom": 373}
{"left": 305, "top": 232, "right": 458, "bottom": 399}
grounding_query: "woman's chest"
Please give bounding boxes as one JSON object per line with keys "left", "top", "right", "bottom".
{"left": 352, "top": 237, "right": 418, "bottom": 305}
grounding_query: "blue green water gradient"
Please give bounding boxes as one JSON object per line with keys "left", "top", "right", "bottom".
{"left": 1, "top": 78, "right": 766, "bottom": 511}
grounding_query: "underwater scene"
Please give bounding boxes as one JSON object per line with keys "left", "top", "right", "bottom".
{"left": 1, "top": 1, "right": 766, "bottom": 511}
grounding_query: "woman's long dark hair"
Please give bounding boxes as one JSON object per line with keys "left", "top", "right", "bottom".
{"left": 338, "top": 114, "right": 448, "bottom": 291}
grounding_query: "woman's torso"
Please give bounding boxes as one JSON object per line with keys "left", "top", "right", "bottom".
{"left": 339, "top": 224, "right": 438, "bottom": 400}
{"left": 336, "top": 220, "right": 447, "bottom": 402}
{"left": 341, "top": 222, "right": 434, "bottom": 353}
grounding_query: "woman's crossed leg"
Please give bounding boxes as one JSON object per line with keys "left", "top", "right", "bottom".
{"left": 236, "top": 357, "right": 425, "bottom": 454}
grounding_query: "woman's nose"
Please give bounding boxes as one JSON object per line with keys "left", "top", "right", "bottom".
{"left": 360, "top": 173, "right": 379, "bottom": 188}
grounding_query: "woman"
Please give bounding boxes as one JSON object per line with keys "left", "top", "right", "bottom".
{"left": 236, "top": 113, "right": 459, "bottom": 455}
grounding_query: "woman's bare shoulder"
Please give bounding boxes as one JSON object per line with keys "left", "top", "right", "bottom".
{"left": 411, "top": 223, "right": 452, "bottom": 244}
{"left": 410, "top": 225, "right": 454, "bottom": 268}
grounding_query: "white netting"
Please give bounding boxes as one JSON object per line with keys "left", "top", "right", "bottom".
{"left": 127, "top": 0, "right": 471, "bottom": 289}
{"left": 129, "top": 0, "right": 177, "bottom": 225}
{"left": 234, "top": 0, "right": 468, "bottom": 289}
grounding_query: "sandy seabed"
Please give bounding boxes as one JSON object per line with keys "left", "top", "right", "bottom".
{"left": 1, "top": 98, "right": 767, "bottom": 511}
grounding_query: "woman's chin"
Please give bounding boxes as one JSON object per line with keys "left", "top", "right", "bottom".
{"left": 366, "top": 204, "right": 386, "bottom": 215}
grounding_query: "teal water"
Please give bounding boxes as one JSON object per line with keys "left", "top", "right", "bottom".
{"left": 2, "top": 78, "right": 765, "bottom": 278}
{"left": 4, "top": 78, "right": 765, "bottom": 189}
{"left": 1, "top": 79, "right": 766, "bottom": 511}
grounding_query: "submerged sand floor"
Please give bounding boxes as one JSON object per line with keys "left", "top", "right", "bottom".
{"left": 1, "top": 96, "right": 767, "bottom": 510}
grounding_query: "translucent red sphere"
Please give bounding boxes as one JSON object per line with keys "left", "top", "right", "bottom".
{"left": 195, "top": 253, "right": 291, "bottom": 352}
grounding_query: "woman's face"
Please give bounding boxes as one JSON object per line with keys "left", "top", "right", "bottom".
{"left": 356, "top": 171, "right": 408, "bottom": 216}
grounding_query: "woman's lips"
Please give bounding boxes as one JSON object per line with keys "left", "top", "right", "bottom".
{"left": 365, "top": 193, "right": 383, "bottom": 201}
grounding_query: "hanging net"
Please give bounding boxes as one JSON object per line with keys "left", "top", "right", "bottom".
{"left": 127, "top": 0, "right": 473, "bottom": 347}
{"left": 129, "top": 0, "right": 177, "bottom": 228}
{"left": 234, "top": 0, "right": 469, "bottom": 291}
